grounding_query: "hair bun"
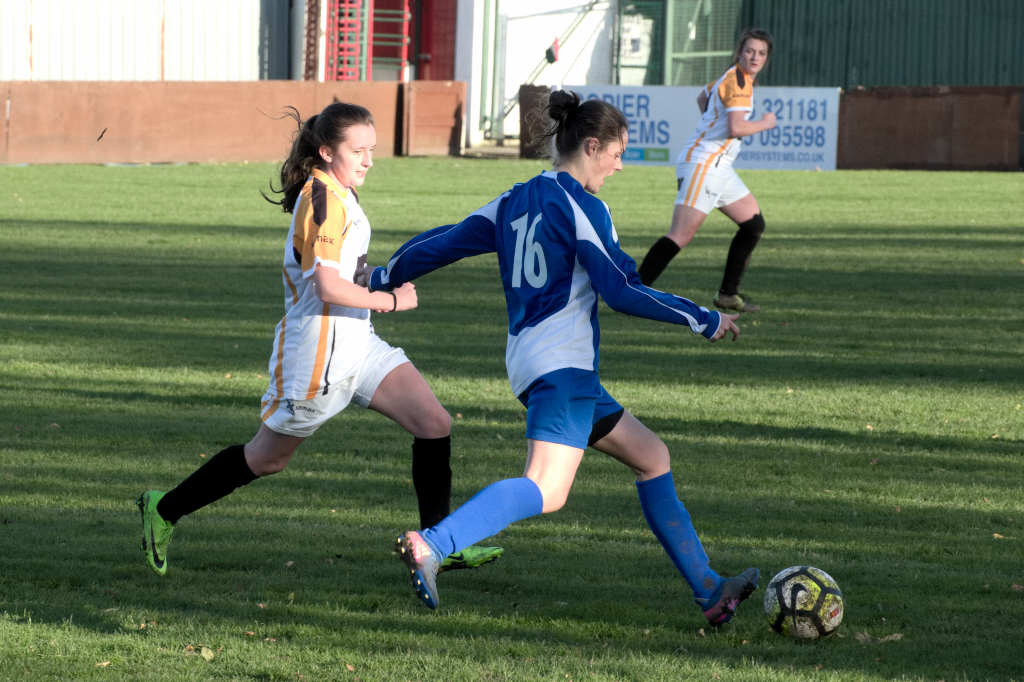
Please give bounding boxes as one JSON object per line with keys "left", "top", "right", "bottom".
{"left": 548, "top": 89, "right": 581, "bottom": 123}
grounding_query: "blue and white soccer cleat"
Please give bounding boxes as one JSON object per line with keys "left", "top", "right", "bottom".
{"left": 395, "top": 531, "right": 442, "bottom": 609}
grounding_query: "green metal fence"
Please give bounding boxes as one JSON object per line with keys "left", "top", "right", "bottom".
{"left": 742, "top": 0, "right": 1024, "bottom": 87}
{"left": 618, "top": 0, "right": 1024, "bottom": 88}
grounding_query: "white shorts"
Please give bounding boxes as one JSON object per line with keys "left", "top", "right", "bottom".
{"left": 259, "top": 332, "right": 409, "bottom": 438}
{"left": 674, "top": 160, "right": 750, "bottom": 214}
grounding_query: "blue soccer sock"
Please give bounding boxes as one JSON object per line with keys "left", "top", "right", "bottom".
{"left": 636, "top": 471, "right": 721, "bottom": 601}
{"left": 422, "top": 477, "right": 543, "bottom": 557}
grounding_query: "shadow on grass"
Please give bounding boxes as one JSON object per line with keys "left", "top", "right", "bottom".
{"left": 1, "top": 476, "right": 1020, "bottom": 681}
{"left": 2, "top": 209, "right": 1023, "bottom": 678}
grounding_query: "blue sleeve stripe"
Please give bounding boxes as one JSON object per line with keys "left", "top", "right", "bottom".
{"left": 561, "top": 189, "right": 711, "bottom": 334}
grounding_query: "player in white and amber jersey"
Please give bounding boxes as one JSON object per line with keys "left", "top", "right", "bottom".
{"left": 264, "top": 166, "right": 373, "bottom": 403}
{"left": 680, "top": 63, "right": 755, "bottom": 169}
{"left": 638, "top": 28, "right": 777, "bottom": 314}
{"left": 262, "top": 164, "right": 374, "bottom": 401}
{"left": 136, "top": 102, "right": 502, "bottom": 578}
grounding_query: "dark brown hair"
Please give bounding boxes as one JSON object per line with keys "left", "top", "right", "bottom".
{"left": 733, "top": 27, "right": 774, "bottom": 64}
{"left": 543, "top": 89, "right": 628, "bottom": 164}
{"left": 264, "top": 101, "right": 374, "bottom": 213}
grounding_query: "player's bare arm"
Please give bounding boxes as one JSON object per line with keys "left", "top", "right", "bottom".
{"left": 313, "top": 264, "right": 417, "bottom": 312}
{"left": 726, "top": 110, "right": 777, "bottom": 138}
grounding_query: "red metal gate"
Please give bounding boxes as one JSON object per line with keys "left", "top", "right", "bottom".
{"left": 325, "top": 0, "right": 373, "bottom": 81}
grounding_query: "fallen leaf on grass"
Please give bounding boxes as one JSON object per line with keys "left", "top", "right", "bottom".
{"left": 993, "top": 533, "right": 1006, "bottom": 540}
{"left": 96, "top": 661, "right": 111, "bottom": 667}
{"left": 346, "top": 664, "right": 355, "bottom": 672}
{"left": 855, "top": 631, "right": 903, "bottom": 644}
{"left": 1011, "top": 584, "right": 1024, "bottom": 592}
{"left": 200, "top": 646, "right": 215, "bottom": 661}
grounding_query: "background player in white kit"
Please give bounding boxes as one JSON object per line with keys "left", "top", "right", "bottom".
{"left": 137, "top": 101, "right": 501, "bottom": 577}
{"left": 638, "top": 28, "right": 777, "bottom": 313}
{"left": 372, "top": 90, "right": 758, "bottom": 626}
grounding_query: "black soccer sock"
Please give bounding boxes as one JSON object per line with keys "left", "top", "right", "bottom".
{"left": 719, "top": 213, "right": 765, "bottom": 296}
{"left": 638, "top": 236, "right": 681, "bottom": 286}
{"left": 411, "top": 435, "right": 452, "bottom": 529}
{"left": 156, "top": 444, "right": 258, "bottom": 524}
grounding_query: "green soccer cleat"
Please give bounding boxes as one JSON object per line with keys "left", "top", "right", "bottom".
{"left": 439, "top": 545, "right": 504, "bottom": 573}
{"left": 137, "top": 490, "right": 175, "bottom": 577}
{"left": 713, "top": 292, "right": 761, "bottom": 313}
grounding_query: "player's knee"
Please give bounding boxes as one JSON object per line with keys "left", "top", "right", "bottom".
{"left": 405, "top": 407, "right": 451, "bottom": 440}
{"left": 535, "top": 480, "right": 571, "bottom": 513}
{"left": 738, "top": 213, "right": 765, "bottom": 238}
{"left": 668, "top": 231, "right": 695, "bottom": 249}
{"left": 540, "top": 491, "right": 570, "bottom": 514}
{"left": 248, "top": 452, "right": 291, "bottom": 476}
{"left": 418, "top": 408, "right": 451, "bottom": 439}
{"left": 635, "top": 441, "right": 671, "bottom": 479}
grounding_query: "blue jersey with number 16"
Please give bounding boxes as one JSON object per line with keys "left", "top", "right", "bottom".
{"left": 370, "top": 170, "right": 722, "bottom": 395}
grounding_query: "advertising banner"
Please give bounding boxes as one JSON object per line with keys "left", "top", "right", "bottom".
{"left": 567, "top": 84, "right": 840, "bottom": 171}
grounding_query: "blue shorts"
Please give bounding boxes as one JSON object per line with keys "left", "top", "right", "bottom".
{"left": 517, "top": 368, "right": 624, "bottom": 449}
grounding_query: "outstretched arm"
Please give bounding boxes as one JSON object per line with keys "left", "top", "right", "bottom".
{"left": 575, "top": 213, "right": 727, "bottom": 341}
{"left": 369, "top": 196, "right": 504, "bottom": 291}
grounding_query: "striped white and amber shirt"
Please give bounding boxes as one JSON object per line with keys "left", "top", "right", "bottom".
{"left": 263, "top": 168, "right": 372, "bottom": 405}
{"left": 676, "top": 64, "right": 755, "bottom": 170}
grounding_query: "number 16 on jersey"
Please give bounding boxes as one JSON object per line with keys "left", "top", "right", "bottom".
{"left": 510, "top": 213, "right": 548, "bottom": 288}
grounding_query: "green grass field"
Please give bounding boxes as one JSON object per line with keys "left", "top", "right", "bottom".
{"left": 1, "top": 159, "right": 1022, "bottom": 681}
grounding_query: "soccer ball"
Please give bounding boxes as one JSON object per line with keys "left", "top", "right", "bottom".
{"left": 763, "top": 565, "right": 844, "bottom": 639}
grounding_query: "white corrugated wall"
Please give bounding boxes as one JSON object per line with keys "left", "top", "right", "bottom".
{"left": 0, "top": 0, "right": 266, "bottom": 81}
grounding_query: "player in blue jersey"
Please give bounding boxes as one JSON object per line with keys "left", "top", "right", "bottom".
{"left": 371, "top": 89, "right": 758, "bottom": 626}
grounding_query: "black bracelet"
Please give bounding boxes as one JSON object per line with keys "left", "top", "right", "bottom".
{"left": 389, "top": 291, "right": 397, "bottom": 312}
